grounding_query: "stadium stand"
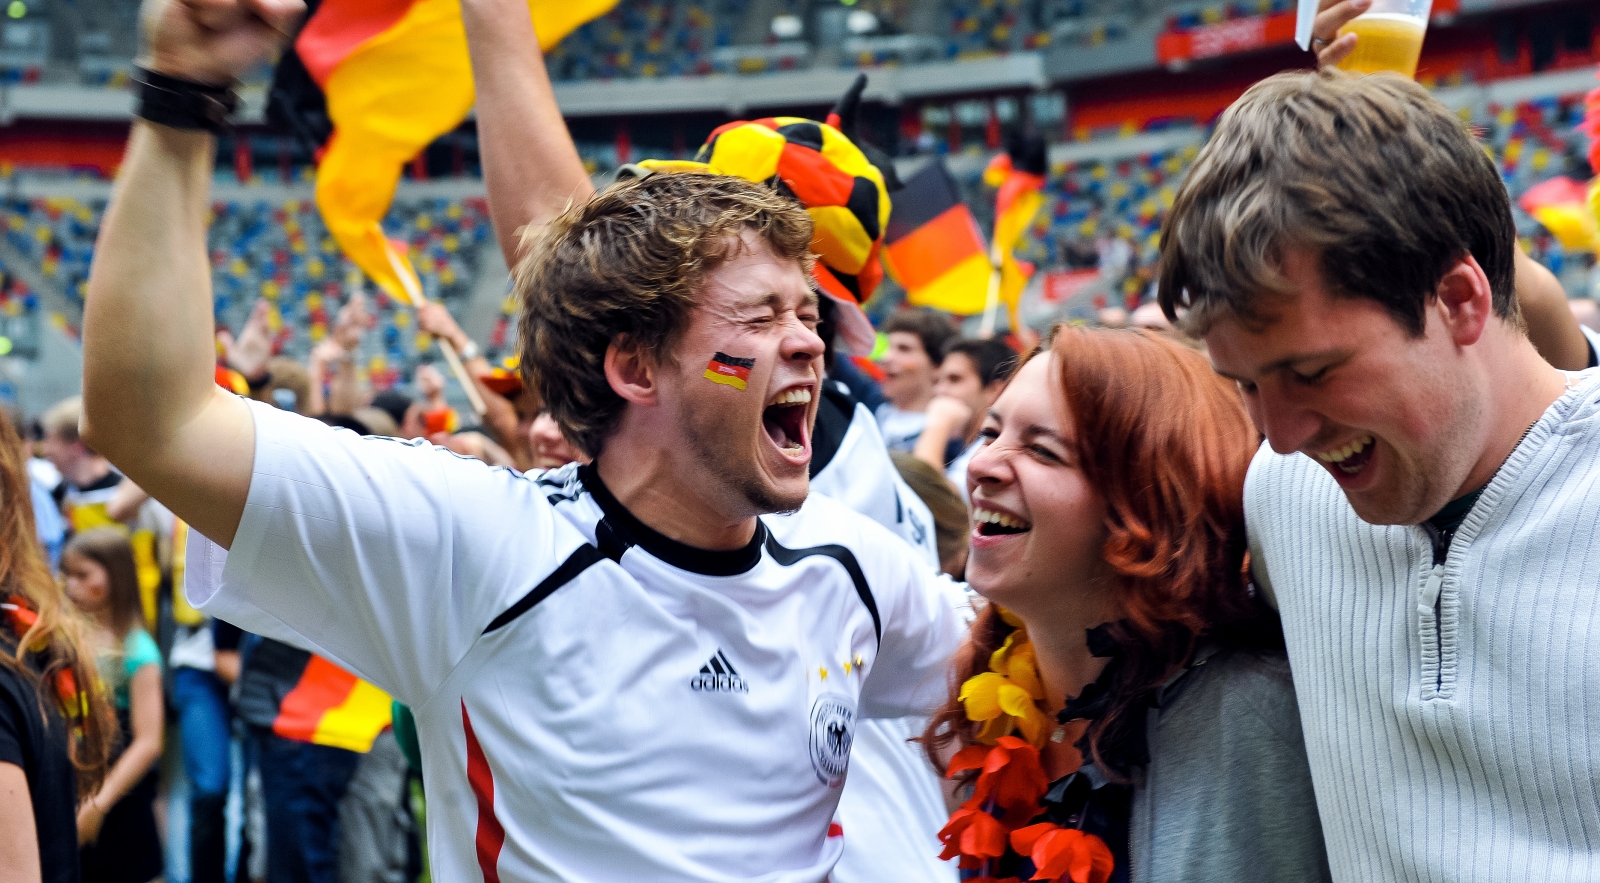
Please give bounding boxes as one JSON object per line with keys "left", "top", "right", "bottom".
{"left": 0, "top": 193, "right": 494, "bottom": 388}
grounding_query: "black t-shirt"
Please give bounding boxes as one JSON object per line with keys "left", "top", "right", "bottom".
{"left": 0, "top": 634, "right": 80, "bottom": 883}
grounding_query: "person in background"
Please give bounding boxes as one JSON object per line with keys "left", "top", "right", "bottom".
{"left": 410, "top": 364, "right": 454, "bottom": 435}
{"left": 529, "top": 410, "right": 587, "bottom": 471}
{"left": 306, "top": 292, "right": 374, "bottom": 419}
{"left": 107, "top": 483, "right": 230, "bottom": 883}
{"left": 415, "top": 300, "right": 537, "bottom": 469}
{"left": 1, "top": 415, "right": 115, "bottom": 883}
{"left": 367, "top": 390, "right": 427, "bottom": 441}
{"left": 889, "top": 452, "right": 969, "bottom": 579}
{"left": 61, "top": 529, "right": 164, "bottom": 883}
{"left": 11, "top": 411, "right": 67, "bottom": 571}
{"left": 1128, "top": 302, "right": 1172, "bottom": 333}
{"left": 875, "top": 310, "right": 959, "bottom": 452}
{"left": 39, "top": 397, "right": 123, "bottom": 534}
{"left": 913, "top": 338, "right": 1018, "bottom": 501}
{"left": 926, "top": 327, "right": 1330, "bottom": 882}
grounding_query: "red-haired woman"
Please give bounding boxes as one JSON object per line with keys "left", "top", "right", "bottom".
{"left": 0, "top": 415, "right": 115, "bottom": 883}
{"left": 926, "top": 326, "right": 1330, "bottom": 883}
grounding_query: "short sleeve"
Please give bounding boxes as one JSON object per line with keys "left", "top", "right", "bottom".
{"left": 123, "top": 630, "right": 162, "bottom": 680}
{"left": 185, "top": 399, "right": 591, "bottom": 706}
{"left": 859, "top": 540, "right": 969, "bottom": 719}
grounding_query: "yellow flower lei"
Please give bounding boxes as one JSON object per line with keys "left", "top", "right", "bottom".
{"left": 957, "top": 608, "right": 1052, "bottom": 748}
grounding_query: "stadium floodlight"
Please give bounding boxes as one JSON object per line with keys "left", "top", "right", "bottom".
{"left": 771, "top": 14, "right": 803, "bottom": 40}
{"left": 846, "top": 10, "right": 877, "bottom": 35}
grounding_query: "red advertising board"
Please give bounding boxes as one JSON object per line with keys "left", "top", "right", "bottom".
{"left": 1041, "top": 269, "right": 1101, "bottom": 305}
{"left": 1156, "top": 11, "right": 1297, "bottom": 65}
{"left": 1156, "top": 0, "right": 1462, "bottom": 66}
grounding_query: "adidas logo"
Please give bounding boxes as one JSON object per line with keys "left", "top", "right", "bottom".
{"left": 690, "top": 649, "right": 749, "bottom": 694}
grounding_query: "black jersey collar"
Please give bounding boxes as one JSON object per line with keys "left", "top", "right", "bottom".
{"left": 579, "top": 462, "right": 765, "bottom": 577}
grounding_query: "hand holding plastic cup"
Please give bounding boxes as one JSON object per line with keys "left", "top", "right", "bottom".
{"left": 1334, "top": 0, "right": 1432, "bottom": 78}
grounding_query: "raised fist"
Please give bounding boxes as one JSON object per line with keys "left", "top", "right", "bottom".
{"left": 139, "top": 0, "right": 304, "bottom": 85}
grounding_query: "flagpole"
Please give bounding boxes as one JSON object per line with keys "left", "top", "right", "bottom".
{"left": 384, "top": 246, "right": 489, "bottom": 418}
{"left": 978, "top": 243, "right": 1003, "bottom": 339}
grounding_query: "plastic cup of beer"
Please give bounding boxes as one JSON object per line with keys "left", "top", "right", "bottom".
{"left": 1334, "top": 0, "right": 1431, "bottom": 78}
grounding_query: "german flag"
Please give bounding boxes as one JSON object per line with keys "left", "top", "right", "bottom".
{"left": 704, "top": 352, "right": 755, "bottom": 390}
{"left": 882, "top": 160, "right": 991, "bottom": 315}
{"left": 239, "top": 639, "right": 393, "bottom": 753}
{"left": 1520, "top": 176, "right": 1598, "bottom": 252}
{"left": 269, "top": 0, "right": 616, "bottom": 304}
{"left": 984, "top": 135, "right": 1048, "bottom": 331}
{"left": 272, "top": 655, "right": 393, "bottom": 752}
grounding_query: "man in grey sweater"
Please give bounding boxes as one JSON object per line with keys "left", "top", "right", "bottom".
{"left": 1157, "top": 69, "right": 1600, "bottom": 882}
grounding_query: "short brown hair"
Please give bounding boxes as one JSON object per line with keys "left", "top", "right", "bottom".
{"left": 883, "top": 309, "right": 959, "bottom": 363}
{"left": 1158, "top": 69, "right": 1517, "bottom": 336}
{"left": 515, "top": 173, "right": 815, "bottom": 457}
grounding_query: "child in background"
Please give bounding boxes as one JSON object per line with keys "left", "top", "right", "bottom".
{"left": 61, "top": 528, "right": 164, "bottom": 883}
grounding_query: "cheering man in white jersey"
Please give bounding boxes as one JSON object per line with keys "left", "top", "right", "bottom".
{"left": 81, "top": 3, "right": 965, "bottom": 881}
{"left": 1159, "top": 69, "right": 1600, "bottom": 881}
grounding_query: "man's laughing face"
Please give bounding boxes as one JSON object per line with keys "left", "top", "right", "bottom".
{"left": 665, "top": 230, "right": 824, "bottom": 516}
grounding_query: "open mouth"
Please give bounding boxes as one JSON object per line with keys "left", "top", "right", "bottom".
{"left": 973, "top": 506, "right": 1031, "bottom": 537}
{"left": 1315, "top": 434, "right": 1375, "bottom": 476}
{"left": 763, "top": 388, "right": 812, "bottom": 454}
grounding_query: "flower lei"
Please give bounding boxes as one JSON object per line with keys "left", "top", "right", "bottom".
{"left": 937, "top": 609, "right": 1114, "bottom": 883}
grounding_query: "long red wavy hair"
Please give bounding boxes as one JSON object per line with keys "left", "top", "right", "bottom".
{"left": 925, "top": 326, "right": 1272, "bottom": 777}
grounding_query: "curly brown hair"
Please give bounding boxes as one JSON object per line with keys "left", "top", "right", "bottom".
{"left": 924, "top": 326, "right": 1276, "bottom": 778}
{"left": 513, "top": 173, "right": 816, "bottom": 457}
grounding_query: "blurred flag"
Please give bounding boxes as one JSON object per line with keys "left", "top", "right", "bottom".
{"left": 275, "top": 0, "right": 616, "bottom": 304}
{"left": 1585, "top": 77, "right": 1598, "bottom": 234}
{"left": 882, "top": 160, "right": 991, "bottom": 315}
{"left": 983, "top": 134, "right": 1047, "bottom": 331}
{"left": 1520, "top": 176, "right": 1598, "bottom": 253}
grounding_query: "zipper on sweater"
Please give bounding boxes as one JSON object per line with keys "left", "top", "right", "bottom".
{"left": 1418, "top": 522, "right": 1450, "bottom": 699}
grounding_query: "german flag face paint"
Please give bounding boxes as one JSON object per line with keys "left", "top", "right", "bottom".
{"left": 704, "top": 352, "right": 756, "bottom": 390}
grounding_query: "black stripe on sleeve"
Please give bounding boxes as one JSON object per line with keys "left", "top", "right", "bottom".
{"left": 483, "top": 544, "right": 606, "bottom": 635}
{"left": 763, "top": 534, "right": 881, "bottom": 644}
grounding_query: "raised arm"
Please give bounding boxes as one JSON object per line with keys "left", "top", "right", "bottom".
{"left": 81, "top": 0, "right": 302, "bottom": 549}
{"left": 461, "top": 0, "right": 595, "bottom": 267}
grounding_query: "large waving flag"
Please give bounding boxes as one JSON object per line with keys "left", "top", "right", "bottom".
{"left": 286, "top": 0, "right": 616, "bottom": 303}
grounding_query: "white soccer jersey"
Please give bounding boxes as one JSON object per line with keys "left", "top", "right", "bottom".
{"left": 187, "top": 400, "right": 965, "bottom": 883}
{"left": 798, "top": 391, "right": 963, "bottom": 883}
{"left": 810, "top": 391, "right": 938, "bottom": 567}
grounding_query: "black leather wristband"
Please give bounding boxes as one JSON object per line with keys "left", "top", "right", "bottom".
{"left": 133, "top": 66, "right": 239, "bottom": 135}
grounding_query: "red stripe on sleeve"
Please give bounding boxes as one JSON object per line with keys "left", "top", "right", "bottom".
{"left": 462, "top": 701, "right": 506, "bottom": 883}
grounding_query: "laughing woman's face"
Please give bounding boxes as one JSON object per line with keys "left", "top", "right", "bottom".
{"left": 964, "top": 354, "right": 1112, "bottom": 622}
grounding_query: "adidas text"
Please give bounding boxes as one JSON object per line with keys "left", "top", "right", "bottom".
{"left": 691, "top": 649, "right": 750, "bottom": 693}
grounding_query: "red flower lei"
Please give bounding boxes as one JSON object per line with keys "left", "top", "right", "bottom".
{"left": 936, "top": 615, "right": 1114, "bottom": 883}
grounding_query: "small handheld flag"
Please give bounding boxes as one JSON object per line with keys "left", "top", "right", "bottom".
{"left": 704, "top": 353, "right": 756, "bottom": 390}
